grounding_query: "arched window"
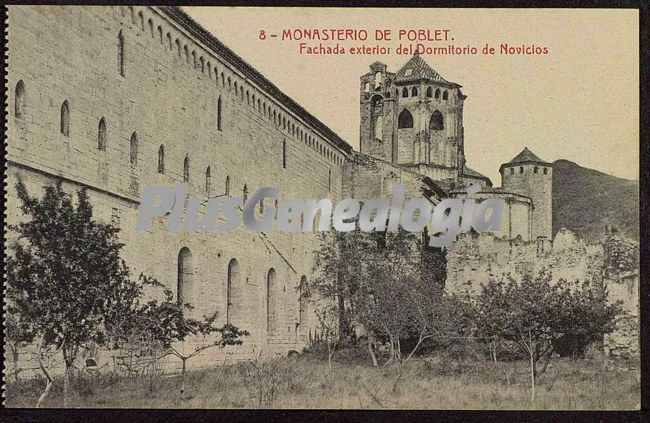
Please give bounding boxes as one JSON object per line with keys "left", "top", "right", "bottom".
{"left": 443, "top": 90, "right": 449, "bottom": 100}
{"left": 138, "top": 11, "right": 144, "bottom": 31}
{"left": 543, "top": 168, "right": 549, "bottom": 175}
{"left": 374, "top": 71, "right": 382, "bottom": 88}
{"left": 426, "top": 86, "right": 433, "bottom": 98}
{"left": 402, "top": 87, "right": 409, "bottom": 98}
{"left": 520, "top": 166, "right": 524, "bottom": 174}
{"left": 217, "top": 96, "right": 222, "bottom": 131}
{"left": 176, "top": 39, "right": 181, "bottom": 57}
{"left": 398, "top": 109, "right": 414, "bottom": 129}
{"left": 15, "top": 80, "right": 26, "bottom": 119}
{"left": 199, "top": 57, "right": 204, "bottom": 73}
{"left": 243, "top": 184, "right": 248, "bottom": 202}
{"left": 299, "top": 275, "right": 308, "bottom": 333}
{"left": 429, "top": 110, "right": 444, "bottom": 131}
{"left": 158, "top": 145, "right": 165, "bottom": 174}
{"left": 177, "top": 247, "right": 192, "bottom": 304}
{"left": 435, "top": 88, "right": 440, "bottom": 99}
{"left": 266, "top": 268, "right": 277, "bottom": 333}
{"left": 158, "top": 26, "right": 163, "bottom": 44}
{"left": 167, "top": 33, "right": 172, "bottom": 50}
{"left": 282, "top": 139, "right": 287, "bottom": 169}
{"left": 192, "top": 51, "right": 197, "bottom": 68}
{"left": 205, "top": 166, "right": 211, "bottom": 194}
{"left": 225, "top": 175, "right": 230, "bottom": 195}
{"left": 412, "top": 87, "right": 418, "bottom": 97}
{"left": 60, "top": 100, "right": 70, "bottom": 136}
{"left": 184, "top": 45, "right": 189, "bottom": 63}
{"left": 98, "top": 118, "right": 107, "bottom": 151}
{"left": 148, "top": 19, "right": 153, "bottom": 37}
{"left": 183, "top": 155, "right": 190, "bottom": 182}
{"left": 534, "top": 166, "right": 539, "bottom": 174}
{"left": 117, "top": 31, "right": 125, "bottom": 77}
{"left": 129, "top": 132, "right": 138, "bottom": 165}
{"left": 227, "top": 258, "right": 239, "bottom": 325}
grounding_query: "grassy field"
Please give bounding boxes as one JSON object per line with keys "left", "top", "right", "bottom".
{"left": 4, "top": 353, "right": 640, "bottom": 410}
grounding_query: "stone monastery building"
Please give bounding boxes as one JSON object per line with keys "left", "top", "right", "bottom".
{"left": 5, "top": 6, "right": 553, "bottom": 364}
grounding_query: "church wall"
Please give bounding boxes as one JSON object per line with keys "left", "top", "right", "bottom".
{"left": 343, "top": 154, "right": 433, "bottom": 202}
{"left": 397, "top": 126, "right": 417, "bottom": 164}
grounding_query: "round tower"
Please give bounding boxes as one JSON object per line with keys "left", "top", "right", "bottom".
{"left": 499, "top": 148, "right": 553, "bottom": 240}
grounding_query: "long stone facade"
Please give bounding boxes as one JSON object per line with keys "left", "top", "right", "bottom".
{"left": 5, "top": 5, "right": 352, "bottom": 366}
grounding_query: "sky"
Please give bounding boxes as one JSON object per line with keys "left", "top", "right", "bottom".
{"left": 185, "top": 7, "right": 639, "bottom": 184}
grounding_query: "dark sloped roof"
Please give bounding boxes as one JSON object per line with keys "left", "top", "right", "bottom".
{"left": 463, "top": 165, "right": 491, "bottom": 181}
{"left": 506, "top": 147, "right": 550, "bottom": 165}
{"left": 159, "top": 6, "right": 352, "bottom": 154}
{"left": 394, "top": 54, "right": 458, "bottom": 86}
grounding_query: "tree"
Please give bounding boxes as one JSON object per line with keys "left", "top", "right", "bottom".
{"left": 6, "top": 179, "right": 146, "bottom": 405}
{"left": 310, "top": 230, "right": 373, "bottom": 341}
{"left": 107, "top": 278, "right": 248, "bottom": 398}
{"left": 313, "top": 299, "right": 340, "bottom": 373}
{"left": 474, "top": 270, "right": 622, "bottom": 401}
{"left": 5, "top": 313, "right": 35, "bottom": 382}
{"left": 473, "top": 277, "right": 511, "bottom": 363}
{"left": 5, "top": 179, "right": 248, "bottom": 405}
{"left": 309, "top": 228, "right": 455, "bottom": 368}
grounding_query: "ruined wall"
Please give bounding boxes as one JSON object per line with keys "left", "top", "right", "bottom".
{"left": 446, "top": 229, "right": 639, "bottom": 357}
{"left": 5, "top": 5, "right": 350, "bottom": 370}
{"left": 446, "top": 229, "right": 600, "bottom": 295}
{"left": 604, "top": 272, "right": 639, "bottom": 358}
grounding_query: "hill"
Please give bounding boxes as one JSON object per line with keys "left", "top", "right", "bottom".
{"left": 552, "top": 160, "right": 639, "bottom": 242}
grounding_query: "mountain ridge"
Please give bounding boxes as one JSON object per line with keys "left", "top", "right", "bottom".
{"left": 552, "top": 159, "right": 639, "bottom": 242}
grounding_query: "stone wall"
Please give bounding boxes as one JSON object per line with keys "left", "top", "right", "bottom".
{"left": 501, "top": 162, "right": 553, "bottom": 240}
{"left": 604, "top": 272, "right": 639, "bottom": 358}
{"left": 5, "top": 5, "right": 352, "bottom": 371}
{"left": 446, "top": 228, "right": 639, "bottom": 357}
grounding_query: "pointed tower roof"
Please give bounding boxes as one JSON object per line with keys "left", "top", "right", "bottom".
{"left": 394, "top": 54, "right": 459, "bottom": 86}
{"left": 507, "top": 147, "right": 550, "bottom": 165}
{"left": 500, "top": 147, "right": 552, "bottom": 172}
